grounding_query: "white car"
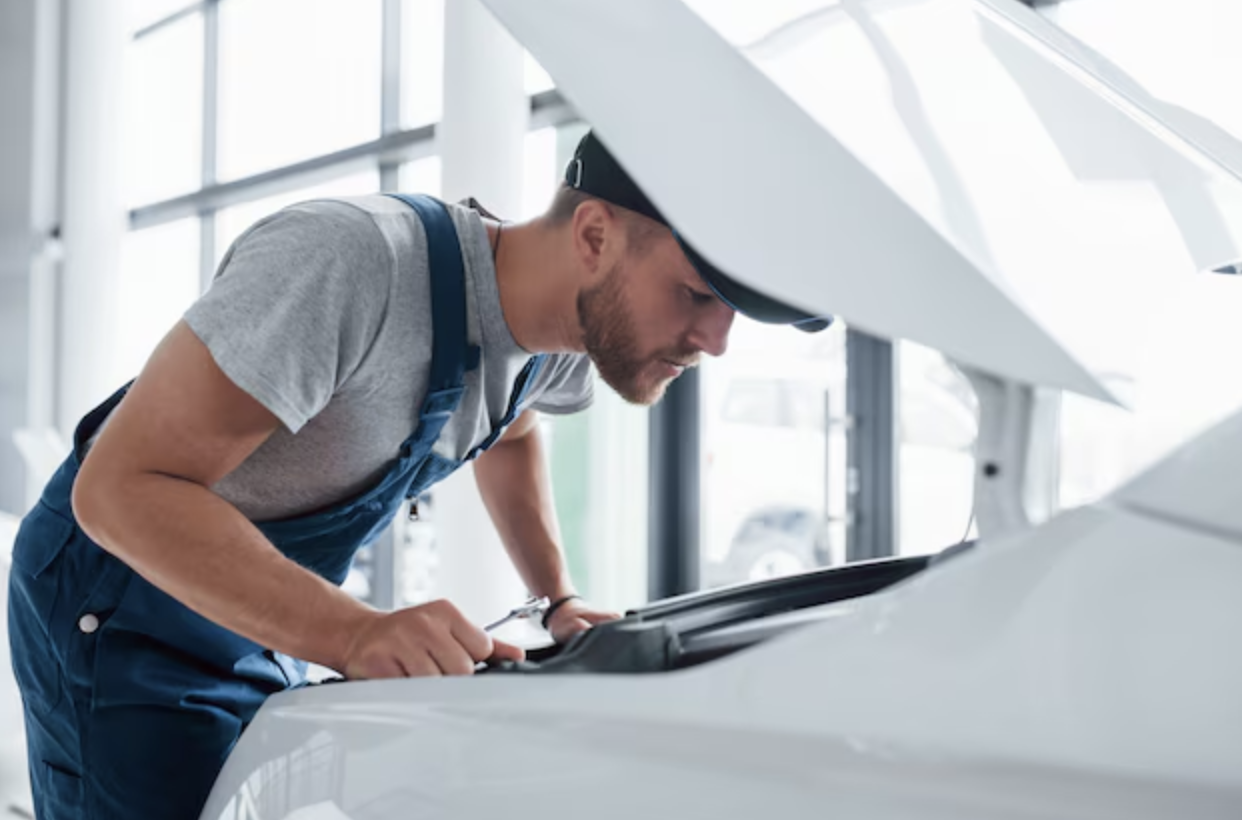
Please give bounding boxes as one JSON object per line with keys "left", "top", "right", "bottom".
{"left": 201, "top": 1, "right": 1242, "bottom": 818}
{"left": 703, "top": 347, "right": 977, "bottom": 584}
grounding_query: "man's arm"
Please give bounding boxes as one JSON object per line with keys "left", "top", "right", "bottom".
{"left": 473, "top": 409, "right": 619, "bottom": 639}
{"left": 74, "top": 321, "right": 522, "bottom": 677}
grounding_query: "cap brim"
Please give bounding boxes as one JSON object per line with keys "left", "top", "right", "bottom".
{"left": 675, "top": 235, "right": 832, "bottom": 333}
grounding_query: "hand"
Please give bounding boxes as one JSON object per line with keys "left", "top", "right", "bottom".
{"left": 342, "top": 599, "right": 525, "bottom": 679}
{"left": 545, "top": 597, "right": 622, "bottom": 644}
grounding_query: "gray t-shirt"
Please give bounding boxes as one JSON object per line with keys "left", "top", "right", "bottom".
{"left": 182, "top": 195, "right": 593, "bottom": 522}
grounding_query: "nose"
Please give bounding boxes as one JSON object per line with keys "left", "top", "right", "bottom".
{"left": 689, "top": 302, "right": 735, "bottom": 358}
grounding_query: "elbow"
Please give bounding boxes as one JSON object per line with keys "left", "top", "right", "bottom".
{"left": 71, "top": 460, "right": 121, "bottom": 554}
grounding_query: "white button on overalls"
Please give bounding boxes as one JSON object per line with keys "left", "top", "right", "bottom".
{"left": 78, "top": 613, "right": 100, "bottom": 634}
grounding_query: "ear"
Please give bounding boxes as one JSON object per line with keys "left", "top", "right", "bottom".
{"left": 570, "top": 199, "right": 616, "bottom": 279}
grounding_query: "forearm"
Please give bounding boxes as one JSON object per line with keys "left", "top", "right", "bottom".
{"left": 473, "top": 423, "right": 576, "bottom": 600}
{"left": 73, "top": 471, "right": 374, "bottom": 672}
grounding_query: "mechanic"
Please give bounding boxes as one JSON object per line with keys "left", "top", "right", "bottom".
{"left": 8, "top": 131, "right": 829, "bottom": 819}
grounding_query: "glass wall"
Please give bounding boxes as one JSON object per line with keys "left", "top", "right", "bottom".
{"left": 700, "top": 317, "right": 849, "bottom": 587}
{"left": 214, "top": 170, "right": 382, "bottom": 265}
{"left": 401, "top": 0, "right": 445, "bottom": 128}
{"left": 116, "top": 219, "right": 201, "bottom": 379}
{"left": 699, "top": 326, "right": 978, "bottom": 587}
{"left": 399, "top": 155, "right": 443, "bottom": 197}
{"left": 122, "top": 12, "right": 203, "bottom": 207}
{"left": 216, "top": 0, "right": 384, "bottom": 180}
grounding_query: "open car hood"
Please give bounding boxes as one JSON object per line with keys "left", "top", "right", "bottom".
{"left": 481, "top": 0, "right": 1242, "bottom": 404}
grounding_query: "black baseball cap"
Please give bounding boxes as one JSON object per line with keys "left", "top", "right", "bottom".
{"left": 565, "top": 131, "right": 832, "bottom": 333}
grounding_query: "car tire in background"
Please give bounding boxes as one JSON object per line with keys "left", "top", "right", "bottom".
{"left": 708, "top": 506, "right": 830, "bottom": 588}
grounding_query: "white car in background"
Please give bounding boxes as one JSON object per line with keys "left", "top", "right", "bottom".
{"left": 200, "top": 1, "right": 1242, "bottom": 818}
{"left": 704, "top": 345, "right": 977, "bottom": 585}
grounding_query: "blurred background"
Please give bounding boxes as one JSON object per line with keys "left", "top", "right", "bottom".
{"left": 3, "top": 0, "right": 1242, "bottom": 813}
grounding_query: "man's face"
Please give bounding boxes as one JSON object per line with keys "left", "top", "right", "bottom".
{"left": 578, "top": 231, "right": 735, "bottom": 405}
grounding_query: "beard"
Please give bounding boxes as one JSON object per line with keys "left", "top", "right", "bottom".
{"left": 577, "top": 263, "right": 694, "bottom": 406}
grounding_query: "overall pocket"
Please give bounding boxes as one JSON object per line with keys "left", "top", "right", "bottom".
{"left": 8, "top": 504, "right": 79, "bottom": 719}
{"left": 11, "top": 503, "right": 75, "bottom": 581}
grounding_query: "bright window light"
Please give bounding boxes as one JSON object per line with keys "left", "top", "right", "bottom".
{"left": 521, "top": 127, "right": 558, "bottom": 220}
{"left": 117, "top": 219, "right": 201, "bottom": 379}
{"left": 399, "top": 155, "right": 442, "bottom": 198}
{"left": 700, "top": 317, "right": 849, "bottom": 585}
{"left": 124, "top": 0, "right": 198, "bottom": 34}
{"left": 122, "top": 12, "right": 203, "bottom": 207}
{"left": 217, "top": 0, "right": 383, "bottom": 181}
{"left": 401, "top": 0, "right": 445, "bottom": 129}
{"left": 214, "top": 169, "right": 381, "bottom": 267}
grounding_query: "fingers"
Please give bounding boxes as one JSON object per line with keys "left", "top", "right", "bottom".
{"left": 427, "top": 637, "right": 477, "bottom": 676}
{"left": 547, "top": 604, "right": 622, "bottom": 643}
{"left": 488, "top": 637, "right": 526, "bottom": 663}
{"left": 346, "top": 654, "right": 405, "bottom": 681}
{"left": 349, "top": 634, "right": 438, "bottom": 679}
{"left": 399, "top": 650, "right": 442, "bottom": 678}
{"left": 413, "top": 600, "right": 491, "bottom": 674}
{"left": 344, "top": 599, "right": 503, "bottom": 680}
{"left": 549, "top": 616, "right": 592, "bottom": 644}
{"left": 438, "top": 605, "right": 496, "bottom": 663}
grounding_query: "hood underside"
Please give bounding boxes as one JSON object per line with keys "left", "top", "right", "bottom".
{"left": 482, "top": 0, "right": 1242, "bottom": 404}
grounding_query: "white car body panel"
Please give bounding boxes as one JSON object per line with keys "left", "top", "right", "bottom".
{"left": 203, "top": 490, "right": 1242, "bottom": 819}
{"left": 201, "top": 1, "right": 1242, "bottom": 817}
{"left": 1112, "top": 408, "right": 1242, "bottom": 541}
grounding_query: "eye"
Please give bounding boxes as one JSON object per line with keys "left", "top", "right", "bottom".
{"left": 683, "top": 285, "right": 714, "bottom": 306}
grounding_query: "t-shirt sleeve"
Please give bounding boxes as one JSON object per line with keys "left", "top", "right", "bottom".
{"left": 531, "top": 354, "right": 595, "bottom": 415}
{"left": 183, "top": 201, "right": 393, "bottom": 433}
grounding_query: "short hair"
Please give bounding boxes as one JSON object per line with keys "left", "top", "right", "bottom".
{"left": 547, "top": 183, "right": 594, "bottom": 224}
{"left": 547, "top": 183, "right": 666, "bottom": 254}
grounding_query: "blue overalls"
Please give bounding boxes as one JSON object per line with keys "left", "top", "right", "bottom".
{"left": 7, "top": 196, "right": 545, "bottom": 819}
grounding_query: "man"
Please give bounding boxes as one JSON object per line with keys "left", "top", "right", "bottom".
{"left": 8, "top": 132, "right": 829, "bottom": 819}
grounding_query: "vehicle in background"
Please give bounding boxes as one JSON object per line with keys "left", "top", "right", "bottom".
{"left": 704, "top": 343, "right": 977, "bottom": 587}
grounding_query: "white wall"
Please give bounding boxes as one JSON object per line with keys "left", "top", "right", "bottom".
{"left": 0, "top": 0, "right": 57, "bottom": 809}
{"left": 58, "top": 0, "right": 128, "bottom": 436}
{"left": 0, "top": 0, "right": 55, "bottom": 516}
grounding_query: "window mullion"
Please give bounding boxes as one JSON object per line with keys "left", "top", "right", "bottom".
{"left": 380, "top": 0, "right": 402, "bottom": 191}
{"left": 199, "top": 0, "right": 220, "bottom": 290}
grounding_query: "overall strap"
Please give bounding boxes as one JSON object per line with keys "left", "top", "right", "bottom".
{"left": 465, "top": 353, "right": 549, "bottom": 461}
{"left": 386, "top": 194, "right": 481, "bottom": 448}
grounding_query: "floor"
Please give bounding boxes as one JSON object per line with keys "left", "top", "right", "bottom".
{"left": 0, "top": 515, "right": 34, "bottom": 818}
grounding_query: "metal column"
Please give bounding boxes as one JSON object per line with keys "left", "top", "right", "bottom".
{"left": 846, "top": 330, "right": 897, "bottom": 562}
{"left": 198, "top": 0, "right": 220, "bottom": 290}
{"left": 648, "top": 368, "right": 701, "bottom": 599}
{"left": 378, "top": 0, "right": 402, "bottom": 192}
